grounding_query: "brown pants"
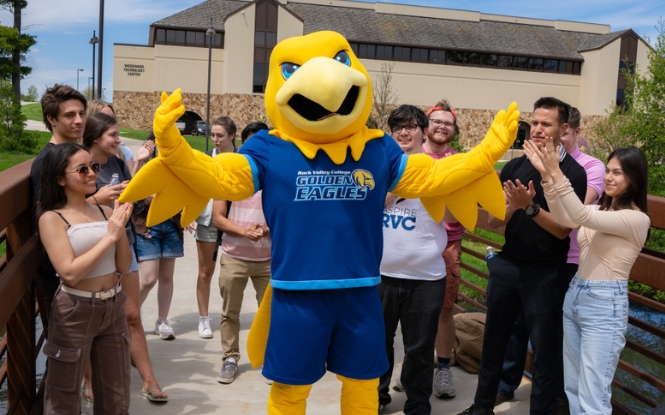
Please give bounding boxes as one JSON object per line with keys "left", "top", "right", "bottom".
{"left": 218, "top": 253, "right": 271, "bottom": 362}
{"left": 43, "top": 287, "right": 130, "bottom": 415}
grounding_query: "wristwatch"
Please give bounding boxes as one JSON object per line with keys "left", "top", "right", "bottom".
{"left": 525, "top": 202, "right": 541, "bottom": 218}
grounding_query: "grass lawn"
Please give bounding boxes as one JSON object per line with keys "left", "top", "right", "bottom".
{"left": 458, "top": 228, "right": 505, "bottom": 306}
{"left": 0, "top": 131, "right": 52, "bottom": 172}
{"left": 22, "top": 102, "right": 42, "bottom": 122}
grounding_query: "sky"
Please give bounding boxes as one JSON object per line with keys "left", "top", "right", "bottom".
{"left": 0, "top": 0, "right": 662, "bottom": 101}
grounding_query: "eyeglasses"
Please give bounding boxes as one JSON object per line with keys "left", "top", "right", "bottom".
{"left": 66, "top": 162, "right": 101, "bottom": 178}
{"left": 391, "top": 124, "right": 419, "bottom": 134}
{"left": 429, "top": 119, "right": 455, "bottom": 128}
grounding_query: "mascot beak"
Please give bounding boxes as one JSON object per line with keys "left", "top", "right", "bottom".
{"left": 275, "top": 57, "right": 368, "bottom": 125}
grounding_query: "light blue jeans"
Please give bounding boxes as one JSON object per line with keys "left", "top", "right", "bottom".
{"left": 562, "top": 274, "right": 628, "bottom": 415}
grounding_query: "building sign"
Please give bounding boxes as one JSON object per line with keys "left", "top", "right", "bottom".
{"left": 124, "top": 63, "right": 145, "bottom": 77}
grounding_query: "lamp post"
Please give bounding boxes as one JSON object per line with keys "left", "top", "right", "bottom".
{"left": 205, "top": 18, "right": 216, "bottom": 152}
{"left": 76, "top": 69, "right": 84, "bottom": 91}
{"left": 89, "top": 31, "right": 99, "bottom": 100}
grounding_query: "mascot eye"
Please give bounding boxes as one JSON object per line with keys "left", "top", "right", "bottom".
{"left": 281, "top": 63, "right": 300, "bottom": 80}
{"left": 334, "top": 51, "right": 351, "bottom": 67}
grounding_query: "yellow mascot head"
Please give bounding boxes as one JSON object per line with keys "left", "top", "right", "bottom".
{"left": 264, "top": 31, "right": 374, "bottom": 143}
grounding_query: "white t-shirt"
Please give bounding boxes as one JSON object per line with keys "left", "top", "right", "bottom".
{"left": 380, "top": 197, "right": 447, "bottom": 281}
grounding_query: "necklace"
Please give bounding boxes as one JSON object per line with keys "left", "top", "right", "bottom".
{"left": 65, "top": 203, "right": 94, "bottom": 223}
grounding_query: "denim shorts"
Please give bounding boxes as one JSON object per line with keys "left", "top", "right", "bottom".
{"left": 135, "top": 220, "right": 184, "bottom": 261}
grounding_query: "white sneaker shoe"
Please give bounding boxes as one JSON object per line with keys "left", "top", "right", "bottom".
{"left": 433, "top": 367, "right": 455, "bottom": 398}
{"left": 198, "top": 316, "right": 213, "bottom": 339}
{"left": 154, "top": 318, "right": 175, "bottom": 340}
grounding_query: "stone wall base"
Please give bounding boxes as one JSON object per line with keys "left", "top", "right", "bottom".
{"left": 114, "top": 91, "right": 605, "bottom": 153}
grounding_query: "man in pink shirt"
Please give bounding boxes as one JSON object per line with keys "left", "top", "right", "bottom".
{"left": 425, "top": 99, "right": 466, "bottom": 400}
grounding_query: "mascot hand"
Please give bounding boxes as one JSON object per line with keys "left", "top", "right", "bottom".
{"left": 153, "top": 89, "right": 186, "bottom": 154}
{"left": 470, "top": 101, "right": 520, "bottom": 163}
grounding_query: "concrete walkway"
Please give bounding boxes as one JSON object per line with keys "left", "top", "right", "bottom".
{"left": 117, "top": 232, "right": 532, "bottom": 415}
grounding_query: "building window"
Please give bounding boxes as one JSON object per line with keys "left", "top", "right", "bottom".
{"left": 342, "top": 39, "right": 582, "bottom": 76}
{"left": 481, "top": 54, "right": 497, "bottom": 67}
{"left": 543, "top": 59, "right": 558, "bottom": 72}
{"left": 412, "top": 48, "right": 428, "bottom": 62}
{"left": 447, "top": 50, "right": 463, "bottom": 64}
{"left": 394, "top": 46, "right": 410, "bottom": 60}
{"left": 376, "top": 45, "right": 393, "bottom": 59}
{"left": 429, "top": 49, "right": 445, "bottom": 64}
{"left": 498, "top": 55, "right": 513, "bottom": 68}
{"left": 253, "top": 0, "right": 278, "bottom": 93}
{"left": 154, "top": 27, "right": 223, "bottom": 48}
{"left": 465, "top": 52, "right": 481, "bottom": 66}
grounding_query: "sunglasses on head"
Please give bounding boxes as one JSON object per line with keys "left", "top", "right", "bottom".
{"left": 66, "top": 162, "right": 101, "bottom": 177}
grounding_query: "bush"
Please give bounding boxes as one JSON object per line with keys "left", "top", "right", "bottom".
{"left": 0, "top": 82, "right": 37, "bottom": 153}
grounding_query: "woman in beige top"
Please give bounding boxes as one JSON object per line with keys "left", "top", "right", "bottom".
{"left": 524, "top": 140, "right": 650, "bottom": 415}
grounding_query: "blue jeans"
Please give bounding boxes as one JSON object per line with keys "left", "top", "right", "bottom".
{"left": 563, "top": 275, "right": 628, "bottom": 415}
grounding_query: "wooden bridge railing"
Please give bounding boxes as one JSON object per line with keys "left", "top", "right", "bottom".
{"left": 0, "top": 158, "right": 48, "bottom": 415}
{"left": 458, "top": 197, "right": 665, "bottom": 414}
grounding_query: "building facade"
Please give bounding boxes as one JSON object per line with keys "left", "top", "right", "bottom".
{"left": 113, "top": 0, "right": 650, "bottom": 146}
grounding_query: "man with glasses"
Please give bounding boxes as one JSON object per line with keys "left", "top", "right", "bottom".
{"left": 378, "top": 104, "right": 453, "bottom": 415}
{"left": 425, "top": 99, "right": 466, "bottom": 400}
{"left": 30, "top": 84, "right": 88, "bottom": 315}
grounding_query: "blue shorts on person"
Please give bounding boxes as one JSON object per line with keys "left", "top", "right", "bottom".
{"left": 263, "top": 286, "right": 388, "bottom": 385}
{"left": 135, "top": 220, "right": 184, "bottom": 262}
{"left": 129, "top": 243, "right": 139, "bottom": 272}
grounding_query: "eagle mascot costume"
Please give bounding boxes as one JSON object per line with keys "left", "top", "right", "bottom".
{"left": 120, "top": 30, "right": 519, "bottom": 415}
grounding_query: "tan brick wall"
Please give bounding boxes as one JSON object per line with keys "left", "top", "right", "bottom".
{"left": 114, "top": 91, "right": 605, "bottom": 152}
{"left": 114, "top": 91, "right": 267, "bottom": 132}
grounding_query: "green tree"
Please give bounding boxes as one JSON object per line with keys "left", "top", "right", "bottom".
{"left": 0, "top": 0, "right": 35, "bottom": 100}
{"left": 591, "top": 20, "right": 665, "bottom": 196}
{"left": 0, "top": 80, "right": 37, "bottom": 153}
{"left": 19, "top": 83, "right": 36, "bottom": 101}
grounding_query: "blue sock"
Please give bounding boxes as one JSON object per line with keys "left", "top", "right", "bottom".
{"left": 437, "top": 357, "right": 450, "bottom": 369}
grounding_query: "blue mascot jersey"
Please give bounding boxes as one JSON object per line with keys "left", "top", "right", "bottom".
{"left": 240, "top": 130, "right": 406, "bottom": 290}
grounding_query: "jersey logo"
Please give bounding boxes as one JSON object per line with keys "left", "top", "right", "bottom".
{"left": 352, "top": 169, "right": 375, "bottom": 190}
{"left": 294, "top": 169, "right": 375, "bottom": 201}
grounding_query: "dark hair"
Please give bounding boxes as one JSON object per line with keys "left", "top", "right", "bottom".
{"left": 37, "top": 143, "right": 89, "bottom": 218}
{"left": 568, "top": 107, "right": 581, "bottom": 130}
{"left": 387, "top": 105, "right": 428, "bottom": 133}
{"left": 241, "top": 121, "right": 270, "bottom": 143}
{"left": 40, "top": 84, "right": 87, "bottom": 132}
{"left": 87, "top": 99, "right": 115, "bottom": 118}
{"left": 213, "top": 116, "right": 237, "bottom": 137}
{"left": 429, "top": 99, "right": 459, "bottom": 136}
{"left": 83, "top": 112, "right": 118, "bottom": 149}
{"left": 598, "top": 146, "right": 649, "bottom": 215}
{"left": 533, "top": 97, "right": 570, "bottom": 126}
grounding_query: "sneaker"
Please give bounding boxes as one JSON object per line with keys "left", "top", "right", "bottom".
{"left": 433, "top": 367, "right": 456, "bottom": 398}
{"left": 198, "top": 316, "right": 213, "bottom": 339}
{"left": 391, "top": 378, "right": 404, "bottom": 392}
{"left": 217, "top": 357, "right": 238, "bottom": 384}
{"left": 154, "top": 318, "right": 175, "bottom": 340}
{"left": 458, "top": 404, "right": 494, "bottom": 415}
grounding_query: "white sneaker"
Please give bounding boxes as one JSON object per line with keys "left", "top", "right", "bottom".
{"left": 433, "top": 367, "right": 455, "bottom": 398}
{"left": 154, "top": 318, "right": 175, "bottom": 340}
{"left": 391, "top": 378, "right": 404, "bottom": 392}
{"left": 198, "top": 316, "right": 213, "bottom": 339}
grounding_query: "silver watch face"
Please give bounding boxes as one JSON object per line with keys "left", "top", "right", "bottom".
{"left": 526, "top": 205, "right": 535, "bottom": 216}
